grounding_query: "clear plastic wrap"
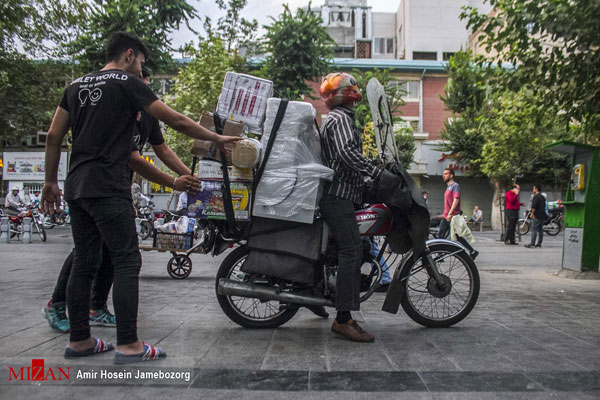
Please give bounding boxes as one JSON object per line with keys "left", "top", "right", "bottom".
{"left": 253, "top": 98, "right": 333, "bottom": 224}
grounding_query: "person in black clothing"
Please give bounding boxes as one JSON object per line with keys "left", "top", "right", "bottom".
{"left": 43, "top": 67, "right": 194, "bottom": 333}
{"left": 525, "top": 184, "right": 546, "bottom": 248}
{"left": 42, "top": 32, "right": 240, "bottom": 362}
{"left": 319, "top": 72, "right": 383, "bottom": 342}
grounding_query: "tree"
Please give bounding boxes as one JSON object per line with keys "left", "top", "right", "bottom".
{"left": 462, "top": 0, "right": 600, "bottom": 143}
{"left": 438, "top": 50, "right": 492, "bottom": 175}
{"left": 64, "top": 0, "right": 199, "bottom": 72}
{"left": 262, "top": 3, "right": 334, "bottom": 100}
{"left": 1, "top": 0, "right": 86, "bottom": 56}
{"left": 201, "top": 0, "right": 258, "bottom": 53}
{"left": 0, "top": 0, "right": 84, "bottom": 146}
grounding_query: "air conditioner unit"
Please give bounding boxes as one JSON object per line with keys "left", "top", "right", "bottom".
{"left": 37, "top": 131, "right": 48, "bottom": 144}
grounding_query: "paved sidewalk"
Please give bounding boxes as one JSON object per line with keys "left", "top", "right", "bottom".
{"left": 1, "top": 228, "right": 599, "bottom": 399}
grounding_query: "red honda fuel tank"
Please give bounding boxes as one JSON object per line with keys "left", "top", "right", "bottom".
{"left": 355, "top": 203, "right": 392, "bottom": 236}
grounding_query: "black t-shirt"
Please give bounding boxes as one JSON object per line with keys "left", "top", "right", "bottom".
{"left": 59, "top": 69, "right": 158, "bottom": 200}
{"left": 132, "top": 110, "right": 164, "bottom": 153}
{"left": 531, "top": 193, "right": 547, "bottom": 219}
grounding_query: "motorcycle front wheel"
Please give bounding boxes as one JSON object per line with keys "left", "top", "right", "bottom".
{"left": 35, "top": 221, "right": 47, "bottom": 242}
{"left": 399, "top": 242, "right": 480, "bottom": 328}
{"left": 545, "top": 220, "right": 561, "bottom": 236}
{"left": 517, "top": 219, "right": 530, "bottom": 235}
{"left": 215, "top": 246, "right": 298, "bottom": 329}
{"left": 140, "top": 220, "right": 153, "bottom": 240}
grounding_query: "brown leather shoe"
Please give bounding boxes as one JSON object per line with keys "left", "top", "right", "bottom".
{"left": 331, "top": 319, "right": 375, "bottom": 342}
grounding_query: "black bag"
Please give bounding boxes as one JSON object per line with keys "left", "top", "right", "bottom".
{"left": 241, "top": 217, "right": 324, "bottom": 284}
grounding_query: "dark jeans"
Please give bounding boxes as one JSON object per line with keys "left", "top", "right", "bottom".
{"left": 67, "top": 197, "right": 141, "bottom": 345}
{"left": 505, "top": 209, "right": 519, "bottom": 243}
{"left": 51, "top": 244, "right": 114, "bottom": 310}
{"left": 531, "top": 217, "right": 544, "bottom": 246}
{"left": 319, "top": 194, "right": 361, "bottom": 311}
{"left": 438, "top": 218, "right": 450, "bottom": 239}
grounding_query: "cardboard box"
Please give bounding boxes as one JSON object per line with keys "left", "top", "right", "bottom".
{"left": 191, "top": 112, "right": 244, "bottom": 163}
{"left": 196, "top": 160, "right": 253, "bottom": 181}
{"left": 216, "top": 72, "right": 273, "bottom": 134}
{"left": 186, "top": 180, "right": 252, "bottom": 221}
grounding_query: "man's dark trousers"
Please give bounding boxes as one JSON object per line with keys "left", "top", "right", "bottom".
{"left": 67, "top": 197, "right": 141, "bottom": 345}
{"left": 319, "top": 194, "right": 361, "bottom": 311}
{"left": 505, "top": 209, "right": 519, "bottom": 243}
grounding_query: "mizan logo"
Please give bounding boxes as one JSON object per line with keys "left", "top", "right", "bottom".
{"left": 8, "top": 359, "right": 70, "bottom": 381}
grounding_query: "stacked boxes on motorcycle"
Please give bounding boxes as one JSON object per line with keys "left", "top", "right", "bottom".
{"left": 216, "top": 72, "right": 273, "bottom": 135}
{"left": 253, "top": 98, "right": 333, "bottom": 224}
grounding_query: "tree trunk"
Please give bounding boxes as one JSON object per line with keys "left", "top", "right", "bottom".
{"left": 490, "top": 179, "right": 503, "bottom": 232}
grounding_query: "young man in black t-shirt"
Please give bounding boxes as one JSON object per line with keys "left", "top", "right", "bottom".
{"left": 43, "top": 67, "right": 194, "bottom": 334}
{"left": 525, "top": 184, "right": 547, "bottom": 248}
{"left": 43, "top": 32, "right": 240, "bottom": 363}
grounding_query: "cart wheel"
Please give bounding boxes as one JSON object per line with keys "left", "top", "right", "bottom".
{"left": 167, "top": 255, "right": 192, "bottom": 279}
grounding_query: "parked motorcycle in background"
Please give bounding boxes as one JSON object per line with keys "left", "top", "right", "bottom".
{"left": 518, "top": 204, "right": 563, "bottom": 236}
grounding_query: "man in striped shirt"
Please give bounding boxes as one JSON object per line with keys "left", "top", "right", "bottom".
{"left": 319, "top": 73, "right": 383, "bottom": 342}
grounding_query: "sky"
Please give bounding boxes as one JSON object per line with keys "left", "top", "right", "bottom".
{"left": 169, "top": 0, "right": 402, "bottom": 54}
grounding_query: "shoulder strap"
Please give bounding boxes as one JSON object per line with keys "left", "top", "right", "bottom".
{"left": 253, "top": 99, "right": 289, "bottom": 191}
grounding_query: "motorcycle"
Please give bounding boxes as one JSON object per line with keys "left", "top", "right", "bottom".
{"left": 215, "top": 201, "right": 480, "bottom": 329}
{"left": 136, "top": 200, "right": 156, "bottom": 240}
{"left": 3, "top": 205, "right": 47, "bottom": 241}
{"left": 517, "top": 206, "right": 563, "bottom": 236}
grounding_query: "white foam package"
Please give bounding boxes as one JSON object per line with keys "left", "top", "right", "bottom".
{"left": 216, "top": 72, "right": 273, "bottom": 134}
{"left": 252, "top": 98, "right": 333, "bottom": 224}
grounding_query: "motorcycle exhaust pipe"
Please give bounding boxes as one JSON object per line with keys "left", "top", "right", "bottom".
{"left": 217, "top": 278, "right": 335, "bottom": 307}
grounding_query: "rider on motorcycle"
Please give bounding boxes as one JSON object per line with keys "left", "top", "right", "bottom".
{"left": 4, "top": 187, "right": 25, "bottom": 215}
{"left": 319, "top": 72, "right": 385, "bottom": 342}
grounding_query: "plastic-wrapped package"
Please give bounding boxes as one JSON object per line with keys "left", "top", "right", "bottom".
{"left": 253, "top": 98, "right": 333, "bottom": 224}
{"left": 216, "top": 72, "right": 273, "bottom": 134}
{"left": 232, "top": 138, "right": 262, "bottom": 168}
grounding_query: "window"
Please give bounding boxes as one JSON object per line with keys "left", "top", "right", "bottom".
{"left": 351, "top": 10, "right": 355, "bottom": 27}
{"left": 374, "top": 37, "right": 394, "bottom": 54}
{"left": 442, "top": 52, "right": 455, "bottom": 61}
{"left": 362, "top": 12, "right": 366, "bottom": 38}
{"left": 394, "top": 119, "right": 419, "bottom": 132}
{"left": 413, "top": 51, "right": 437, "bottom": 60}
{"left": 388, "top": 81, "right": 419, "bottom": 100}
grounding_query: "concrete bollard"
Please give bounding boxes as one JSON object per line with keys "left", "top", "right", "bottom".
{"left": 0, "top": 217, "right": 10, "bottom": 243}
{"left": 21, "top": 217, "right": 33, "bottom": 243}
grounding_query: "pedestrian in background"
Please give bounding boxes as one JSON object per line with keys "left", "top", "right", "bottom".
{"left": 438, "top": 168, "right": 460, "bottom": 239}
{"left": 505, "top": 184, "right": 524, "bottom": 245}
{"left": 525, "top": 184, "right": 546, "bottom": 248}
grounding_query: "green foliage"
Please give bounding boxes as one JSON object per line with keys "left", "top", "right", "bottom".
{"left": 462, "top": 0, "right": 600, "bottom": 143}
{"left": 478, "top": 90, "right": 570, "bottom": 186}
{"left": 0, "top": 0, "right": 84, "bottom": 145}
{"left": 262, "top": 3, "right": 334, "bottom": 100}
{"left": 0, "top": 0, "right": 86, "bottom": 56}
{"left": 440, "top": 50, "right": 571, "bottom": 187}
{"left": 0, "top": 54, "right": 72, "bottom": 145}
{"left": 202, "top": 0, "right": 258, "bottom": 53}
{"left": 64, "top": 0, "right": 199, "bottom": 72}
{"left": 438, "top": 50, "right": 491, "bottom": 174}
{"left": 395, "top": 127, "right": 416, "bottom": 170}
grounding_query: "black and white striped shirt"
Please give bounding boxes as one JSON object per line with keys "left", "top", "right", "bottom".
{"left": 320, "top": 106, "right": 382, "bottom": 204}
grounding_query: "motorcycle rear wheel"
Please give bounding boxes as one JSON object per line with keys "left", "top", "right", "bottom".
{"left": 215, "top": 246, "right": 298, "bottom": 329}
{"left": 517, "top": 219, "right": 530, "bottom": 235}
{"left": 545, "top": 220, "right": 561, "bottom": 236}
{"left": 140, "top": 220, "right": 153, "bottom": 240}
{"left": 399, "top": 242, "right": 480, "bottom": 328}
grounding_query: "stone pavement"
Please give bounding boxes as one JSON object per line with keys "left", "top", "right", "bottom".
{"left": 1, "top": 227, "right": 599, "bottom": 399}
